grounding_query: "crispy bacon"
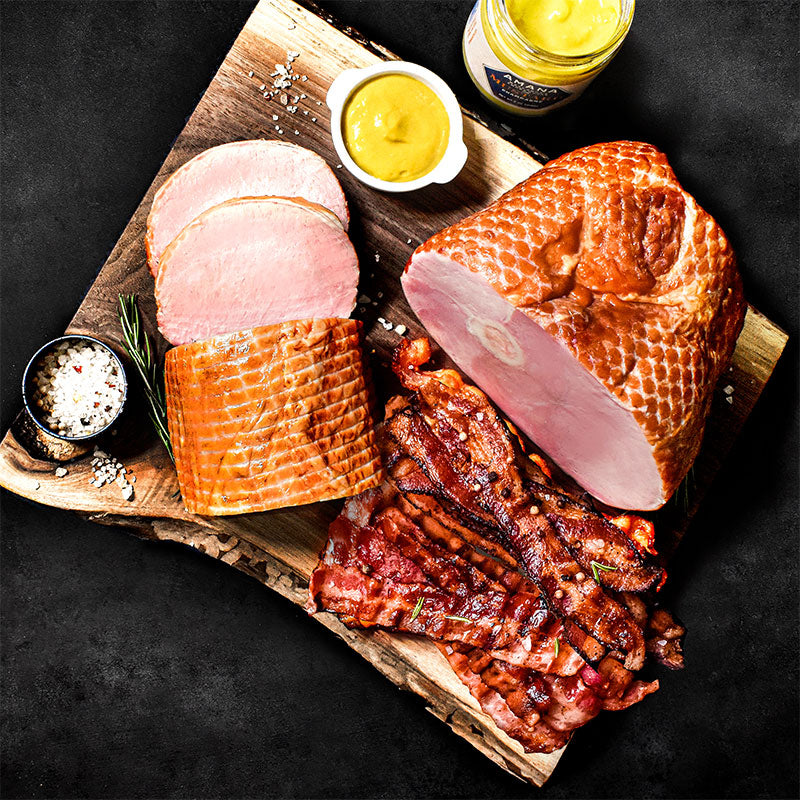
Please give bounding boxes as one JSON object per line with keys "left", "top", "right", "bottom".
{"left": 385, "top": 399, "right": 650, "bottom": 669}
{"left": 308, "top": 338, "right": 685, "bottom": 754}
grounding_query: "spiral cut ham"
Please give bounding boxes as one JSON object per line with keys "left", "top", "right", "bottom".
{"left": 403, "top": 141, "right": 746, "bottom": 510}
{"left": 165, "top": 318, "right": 383, "bottom": 515}
{"left": 308, "top": 338, "right": 685, "bottom": 753}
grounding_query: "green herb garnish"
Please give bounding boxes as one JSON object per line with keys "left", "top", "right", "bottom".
{"left": 118, "top": 294, "right": 173, "bottom": 462}
{"left": 554, "top": 637, "right": 560, "bottom": 657}
{"left": 444, "top": 614, "right": 472, "bottom": 623}
{"left": 590, "top": 560, "right": 618, "bottom": 582}
{"left": 411, "top": 597, "right": 424, "bottom": 621}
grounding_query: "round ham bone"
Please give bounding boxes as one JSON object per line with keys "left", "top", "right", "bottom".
{"left": 146, "top": 140, "right": 349, "bottom": 277}
{"left": 402, "top": 141, "right": 746, "bottom": 511}
{"left": 155, "top": 196, "right": 358, "bottom": 346}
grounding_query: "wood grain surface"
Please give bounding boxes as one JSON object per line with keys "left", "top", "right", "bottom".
{"left": 0, "top": 0, "right": 788, "bottom": 786}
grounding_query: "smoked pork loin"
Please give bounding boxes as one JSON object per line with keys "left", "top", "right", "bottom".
{"left": 146, "top": 140, "right": 349, "bottom": 276}
{"left": 155, "top": 196, "right": 358, "bottom": 346}
{"left": 165, "top": 318, "right": 383, "bottom": 516}
{"left": 403, "top": 141, "right": 745, "bottom": 510}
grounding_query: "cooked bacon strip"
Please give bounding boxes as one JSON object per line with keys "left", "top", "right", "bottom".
{"left": 309, "top": 508, "right": 582, "bottom": 673}
{"left": 438, "top": 643, "right": 571, "bottom": 754}
{"left": 440, "top": 642, "right": 658, "bottom": 753}
{"left": 307, "top": 338, "right": 684, "bottom": 753}
{"left": 386, "top": 408, "right": 647, "bottom": 670}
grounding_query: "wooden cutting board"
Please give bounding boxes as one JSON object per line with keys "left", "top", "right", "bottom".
{"left": 0, "top": 0, "right": 788, "bottom": 786}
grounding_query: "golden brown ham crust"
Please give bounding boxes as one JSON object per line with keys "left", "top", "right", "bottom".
{"left": 409, "top": 141, "right": 746, "bottom": 506}
{"left": 165, "top": 318, "right": 383, "bottom": 515}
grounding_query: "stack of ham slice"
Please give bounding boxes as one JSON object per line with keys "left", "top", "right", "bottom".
{"left": 146, "top": 140, "right": 349, "bottom": 277}
{"left": 403, "top": 141, "right": 746, "bottom": 510}
{"left": 308, "top": 338, "right": 685, "bottom": 753}
{"left": 152, "top": 140, "right": 382, "bottom": 515}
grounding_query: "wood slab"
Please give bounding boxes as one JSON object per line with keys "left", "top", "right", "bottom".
{"left": 0, "top": 0, "right": 788, "bottom": 787}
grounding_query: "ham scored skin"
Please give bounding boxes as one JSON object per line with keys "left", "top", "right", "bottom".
{"left": 165, "top": 318, "right": 383, "bottom": 515}
{"left": 146, "top": 140, "right": 349, "bottom": 276}
{"left": 403, "top": 141, "right": 746, "bottom": 510}
{"left": 155, "top": 196, "right": 358, "bottom": 346}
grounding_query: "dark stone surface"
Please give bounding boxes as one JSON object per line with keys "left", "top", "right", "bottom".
{"left": 1, "top": 1, "right": 797, "bottom": 797}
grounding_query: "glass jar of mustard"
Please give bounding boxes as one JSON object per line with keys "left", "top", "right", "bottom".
{"left": 463, "top": 0, "right": 635, "bottom": 116}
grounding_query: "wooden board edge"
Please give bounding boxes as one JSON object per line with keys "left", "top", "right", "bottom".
{"left": 80, "top": 512, "right": 563, "bottom": 786}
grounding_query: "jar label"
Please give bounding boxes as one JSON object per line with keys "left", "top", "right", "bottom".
{"left": 463, "top": 1, "right": 593, "bottom": 115}
{"left": 482, "top": 65, "right": 570, "bottom": 110}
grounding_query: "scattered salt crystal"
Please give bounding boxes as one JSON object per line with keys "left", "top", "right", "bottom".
{"left": 301, "top": 75, "right": 308, "bottom": 82}
{"left": 32, "top": 480, "right": 40, "bottom": 490}
{"left": 122, "top": 485, "right": 134, "bottom": 501}
{"left": 378, "top": 317, "right": 386, "bottom": 324}
{"left": 723, "top": 384, "right": 734, "bottom": 395}
{"left": 272, "top": 114, "right": 279, "bottom": 121}
{"left": 725, "top": 396, "right": 733, "bottom": 405}
{"left": 294, "top": 130, "right": 299, "bottom": 135}
{"left": 406, "top": 238, "right": 412, "bottom": 244}
{"left": 259, "top": 84, "right": 266, "bottom": 91}
{"left": 129, "top": 475, "right": 136, "bottom": 484}
{"left": 336, "top": 164, "right": 342, "bottom": 169}
{"left": 476, "top": 412, "right": 484, "bottom": 421}
{"left": 280, "top": 93, "right": 288, "bottom": 105}
{"left": 374, "top": 253, "right": 380, "bottom": 262}
{"left": 54, "top": 467, "right": 68, "bottom": 478}
{"left": 394, "top": 324, "right": 407, "bottom": 336}
{"left": 248, "top": 70, "right": 254, "bottom": 77}
{"left": 458, "top": 432, "right": 468, "bottom": 441}
{"left": 311, "top": 117, "right": 317, "bottom": 122}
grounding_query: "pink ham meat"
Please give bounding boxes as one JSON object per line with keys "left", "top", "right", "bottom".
{"left": 403, "top": 141, "right": 746, "bottom": 510}
{"left": 156, "top": 196, "right": 358, "bottom": 346}
{"left": 146, "top": 140, "right": 349, "bottom": 277}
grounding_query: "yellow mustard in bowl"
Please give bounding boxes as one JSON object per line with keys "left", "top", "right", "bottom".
{"left": 342, "top": 74, "right": 450, "bottom": 183}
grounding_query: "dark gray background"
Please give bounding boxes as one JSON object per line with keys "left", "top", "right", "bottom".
{"left": 2, "top": 1, "right": 798, "bottom": 798}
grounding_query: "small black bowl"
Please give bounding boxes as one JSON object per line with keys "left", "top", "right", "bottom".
{"left": 22, "top": 334, "right": 128, "bottom": 443}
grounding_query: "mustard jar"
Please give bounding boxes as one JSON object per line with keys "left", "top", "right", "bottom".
{"left": 463, "top": 0, "right": 635, "bottom": 115}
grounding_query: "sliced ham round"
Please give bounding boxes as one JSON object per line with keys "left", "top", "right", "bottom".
{"left": 402, "top": 141, "right": 746, "bottom": 511}
{"left": 145, "top": 140, "right": 349, "bottom": 277}
{"left": 155, "top": 196, "right": 358, "bottom": 346}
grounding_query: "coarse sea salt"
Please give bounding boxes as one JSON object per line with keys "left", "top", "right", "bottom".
{"left": 30, "top": 340, "right": 124, "bottom": 438}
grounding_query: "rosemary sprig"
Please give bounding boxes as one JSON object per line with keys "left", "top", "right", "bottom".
{"left": 443, "top": 614, "right": 472, "bottom": 623}
{"left": 410, "top": 597, "right": 424, "bottom": 622}
{"left": 118, "top": 294, "right": 174, "bottom": 462}
{"left": 590, "top": 560, "right": 618, "bottom": 583}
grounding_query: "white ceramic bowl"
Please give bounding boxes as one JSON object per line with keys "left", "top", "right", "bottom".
{"left": 327, "top": 61, "right": 468, "bottom": 193}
